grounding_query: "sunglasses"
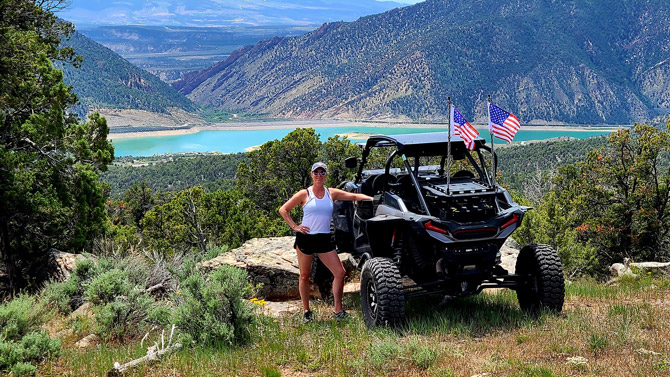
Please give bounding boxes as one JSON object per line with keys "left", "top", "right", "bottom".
{"left": 313, "top": 170, "right": 327, "bottom": 176}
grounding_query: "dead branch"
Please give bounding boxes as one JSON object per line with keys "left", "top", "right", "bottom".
{"left": 144, "top": 283, "right": 165, "bottom": 294}
{"left": 107, "top": 342, "right": 182, "bottom": 376}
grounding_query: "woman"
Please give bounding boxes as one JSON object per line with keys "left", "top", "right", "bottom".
{"left": 279, "top": 162, "right": 373, "bottom": 322}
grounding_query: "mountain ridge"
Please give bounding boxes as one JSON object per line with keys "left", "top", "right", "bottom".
{"left": 58, "top": 31, "right": 198, "bottom": 116}
{"left": 174, "top": 0, "right": 670, "bottom": 124}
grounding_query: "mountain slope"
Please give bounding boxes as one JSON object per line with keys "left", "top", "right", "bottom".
{"left": 174, "top": 0, "right": 670, "bottom": 124}
{"left": 59, "top": 32, "right": 197, "bottom": 114}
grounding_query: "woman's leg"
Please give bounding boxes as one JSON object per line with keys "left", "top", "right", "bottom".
{"left": 296, "top": 247, "right": 314, "bottom": 311}
{"left": 317, "top": 250, "right": 347, "bottom": 313}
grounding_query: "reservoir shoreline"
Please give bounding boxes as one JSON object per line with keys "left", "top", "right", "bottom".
{"left": 107, "top": 119, "right": 625, "bottom": 140}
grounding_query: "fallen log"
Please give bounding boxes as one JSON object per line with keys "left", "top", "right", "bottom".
{"left": 108, "top": 342, "right": 182, "bottom": 376}
{"left": 144, "top": 283, "right": 164, "bottom": 294}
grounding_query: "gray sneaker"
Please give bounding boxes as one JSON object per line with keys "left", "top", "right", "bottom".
{"left": 334, "top": 310, "right": 350, "bottom": 322}
{"left": 302, "top": 310, "right": 314, "bottom": 323}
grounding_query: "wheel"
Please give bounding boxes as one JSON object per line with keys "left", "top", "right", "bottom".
{"left": 515, "top": 244, "right": 565, "bottom": 313}
{"left": 360, "top": 257, "right": 404, "bottom": 327}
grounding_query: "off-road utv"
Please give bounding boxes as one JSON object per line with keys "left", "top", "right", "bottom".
{"left": 333, "top": 132, "right": 565, "bottom": 328}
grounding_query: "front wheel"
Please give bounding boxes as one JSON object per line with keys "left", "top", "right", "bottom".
{"left": 360, "top": 257, "right": 404, "bottom": 328}
{"left": 515, "top": 244, "right": 565, "bottom": 313}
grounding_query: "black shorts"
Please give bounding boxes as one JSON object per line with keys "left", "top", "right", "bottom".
{"left": 294, "top": 232, "right": 335, "bottom": 255}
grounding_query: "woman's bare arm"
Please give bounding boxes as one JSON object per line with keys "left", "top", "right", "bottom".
{"left": 328, "top": 188, "right": 373, "bottom": 202}
{"left": 279, "top": 189, "right": 310, "bottom": 233}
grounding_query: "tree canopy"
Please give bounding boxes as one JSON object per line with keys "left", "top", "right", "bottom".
{"left": 517, "top": 123, "right": 670, "bottom": 275}
{"left": 0, "top": 0, "right": 114, "bottom": 293}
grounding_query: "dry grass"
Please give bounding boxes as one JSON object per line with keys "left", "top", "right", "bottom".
{"left": 38, "top": 276, "right": 670, "bottom": 376}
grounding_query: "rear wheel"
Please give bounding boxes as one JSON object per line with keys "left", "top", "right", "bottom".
{"left": 360, "top": 257, "right": 404, "bottom": 327}
{"left": 515, "top": 244, "right": 564, "bottom": 313}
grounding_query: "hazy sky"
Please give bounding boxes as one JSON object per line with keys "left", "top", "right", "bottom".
{"left": 58, "top": 0, "right": 425, "bottom": 27}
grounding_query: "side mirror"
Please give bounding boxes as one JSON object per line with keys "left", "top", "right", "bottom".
{"left": 344, "top": 156, "right": 358, "bottom": 169}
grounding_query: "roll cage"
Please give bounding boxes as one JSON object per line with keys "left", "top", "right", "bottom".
{"left": 352, "top": 132, "right": 498, "bottom": 217}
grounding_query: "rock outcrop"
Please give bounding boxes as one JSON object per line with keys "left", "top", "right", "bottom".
{"left": 201, "top": 236, "right": 521, "bottom": 301}
{"left": 200, "top": 237, "right": 355, "bottom": 300}
{"left": 500, "top": 238, "right": 521, "bottom": 274}
{"left": 47, "top": 251, "right": 96, "bottom": 282}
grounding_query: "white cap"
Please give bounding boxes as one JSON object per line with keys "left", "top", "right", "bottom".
{"left": 311, "top": 162, "right": 327, "bottom": 172}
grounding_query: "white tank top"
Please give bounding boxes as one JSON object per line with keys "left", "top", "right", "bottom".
{"left": 301, "top": 186, "right": 333, "bottom": 234}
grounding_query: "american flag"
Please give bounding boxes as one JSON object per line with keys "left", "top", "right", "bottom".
{"left": 488, "top": 103, "right": 520, "bottom": 143}
{"left": 451, "top": 106, "right": 479, "bottom": 150}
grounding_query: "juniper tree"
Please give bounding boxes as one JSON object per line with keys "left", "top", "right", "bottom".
{"left": 0, "top": 0, "right": 114, "bottom": 293}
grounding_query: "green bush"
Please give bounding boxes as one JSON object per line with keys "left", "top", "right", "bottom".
{"left": 146, "top": 301, "right": 172, "bottom": 328}
{"left": 20, "top": 331, "right": 60, "bottom": 362}
{"left": 73, "top": 258, "right": 96, "bottom": 281}
{"left": 411, "top": 345, "right": 438, "bottom": 370}
{"left": 0, "top": 295, "right": 48, "bottom": 341}
{"left": 95, "top": 256, "right": 150, "bottom": 287}
{"left": 369, "top": 338, "right": 399, "bottom": 368}
{"left": 94, "top": 290, "right": 154, "bottom": 339}
{"left": 45, "top": 256, "right": 159, "bottom": 340}
{"left": 172, "top": 265, "right": 254, "bottom": 346}
{"left": 0, "top": 340, "right": 23, "bottom": 370}
{"left": 10, "top": 362, "right": 36, "bottom": 376}
{"left": 41, "top": 258, "right": 97, "bottom": 314}
{"left": 85, "top": 268, "right": 131, "bottom": 305}
{"left": 0, "top": 331, "right": 60, "bottom": 375}
{"left": 42, "top": 277, "right": 79, "bottom": 314}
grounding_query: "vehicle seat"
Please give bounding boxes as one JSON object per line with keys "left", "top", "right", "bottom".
{"left": 451, "top": 170, "right": 475, "bottom": 179}
{"left": 360, "top": 175, "right": 377, "bottom": 197}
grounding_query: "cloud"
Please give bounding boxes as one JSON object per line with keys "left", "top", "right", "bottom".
{"left": 58, "top": 0, "right": 418, "bottom": 26}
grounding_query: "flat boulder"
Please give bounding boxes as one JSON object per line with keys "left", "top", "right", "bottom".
{"left": 200, "top": 237, "right": 354, "bottom": 300}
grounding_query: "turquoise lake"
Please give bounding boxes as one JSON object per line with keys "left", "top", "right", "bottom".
{"left": 110, "top": 126, "right": 618, "bottom": 157}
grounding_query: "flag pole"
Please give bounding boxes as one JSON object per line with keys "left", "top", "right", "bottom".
{"left": 446, "top": 97, "right": 452, "bottom": 196}
{"left": 487, "top": 95, "right": 495, "bottom": 188}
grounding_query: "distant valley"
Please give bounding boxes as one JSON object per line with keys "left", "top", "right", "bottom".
{"left": 56, "top": 1, "right": 423, "bottom": 126}
{"left": 58, "top": 0, "right": 417, "bottom": 28}
{"left": 78, "top": 25, "right": 314, "bottom": 83}
{"left": 174, "top": 0, "right": 670, "bottom": 125}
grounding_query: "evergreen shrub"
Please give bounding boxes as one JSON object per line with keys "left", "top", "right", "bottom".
{"left": 0, "top": 295, "right": 48, "bottom": 341}
{"left": 0, "top": 293, "right": 60, "bottom": 374}
{"left": 94, "top": 290, "right": 154, "bottom": 339}
{"left": 42, "top": 258, "right": 96, "bottom": 314}
{"left": 0, "top": 330, "right": 59, "bottom": 375}
{"left": 85, "top": 268, "right": 131, "bottom": 305}
{"left": 9, "top": 362, "right": 37, "bottom": 376}
{"left": 19, "top": 331, "right": 60, "bottom": 362}
{"left": 172, "top": 265, "right": 254, "bottom": 346}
